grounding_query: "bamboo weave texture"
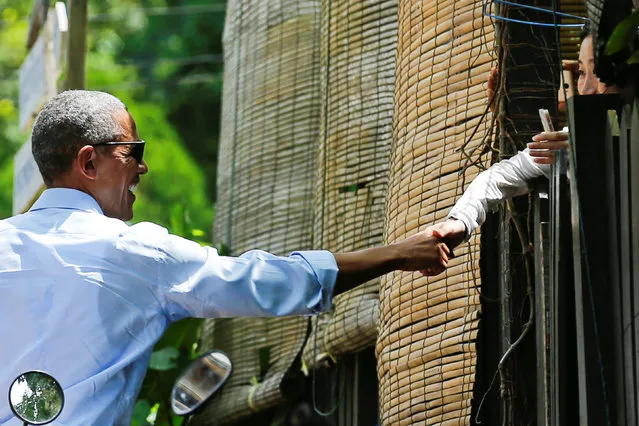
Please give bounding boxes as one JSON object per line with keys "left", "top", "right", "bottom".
{"left": 376, "top": 0, "right": 495, "bottom": 424}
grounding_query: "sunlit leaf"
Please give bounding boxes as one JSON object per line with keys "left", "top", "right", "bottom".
{"left": 147, "top": 402, "right": 159, "bottom": 424}
{"left": 131, "top": 400, "right": 152, "bottom": 426}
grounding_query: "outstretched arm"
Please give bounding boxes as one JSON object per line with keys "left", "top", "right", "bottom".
{"left": 333, "top": 230, "right": 450, "bottom": 295}
{"left": 155, "top": 226, "right": 450, "bottom": 320}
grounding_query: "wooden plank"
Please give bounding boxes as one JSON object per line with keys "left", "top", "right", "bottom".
{"left": 12, "top": 137, "right": 45, "bottom": 215}
{"left": 18, "top": 4, "right": 67, "bottom": 131}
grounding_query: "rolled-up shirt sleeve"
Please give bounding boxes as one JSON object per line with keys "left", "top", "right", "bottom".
{"left": 154, "top": 233, "right": 338, "bottom": 322}
{"left": 448, "top": 148, "right": 551, "bottom": 240}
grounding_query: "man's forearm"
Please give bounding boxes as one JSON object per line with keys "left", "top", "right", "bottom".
{"left": 332, "top": 245, "right": 403, "bottom": 296}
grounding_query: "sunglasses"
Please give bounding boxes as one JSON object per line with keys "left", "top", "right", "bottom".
{"left": 92, "top": 140, "right": 146, "bottom": 163}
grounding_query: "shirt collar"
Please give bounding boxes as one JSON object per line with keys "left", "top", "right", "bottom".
{"left": 29, "top": 188, "right": 104, "bottom": 215}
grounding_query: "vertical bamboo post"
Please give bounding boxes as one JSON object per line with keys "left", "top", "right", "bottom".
{"left": 65, "top": 0, "right": 87, "bottom": 90}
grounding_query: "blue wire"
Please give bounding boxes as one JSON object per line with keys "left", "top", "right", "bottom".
{"left": 494, "top": 0, "right": 590, "bottom": 20}
{"left": 483, "top": 0, "right": 589, "bottom": 28}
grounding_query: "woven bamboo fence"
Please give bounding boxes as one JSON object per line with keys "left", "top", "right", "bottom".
{"left": 301, "top": 0, "right": 398, "bottom": 369}
{"left": 376, "top": 1, "right": 495, "bottom": 425}
{"left": 559, "top": 1, "right": 587, "bottom": 60}
{"left": 194, "top": 0, "right": 322, "bottom": 423}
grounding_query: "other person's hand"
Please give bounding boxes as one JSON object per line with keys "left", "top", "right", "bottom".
{"left": 528, "top": 131, "right": 569, "bottom": 165}
{"left": 392, "top": 230, "right": 450, "bottom": 277}
{"left": 487, "top": 66, "right": 499, "bottom": 114}
{"left": 428, "top": 219, "right": 467, "bottom": 251}
{"left": 558, "top": 60, "right": 578, "bottom": 111}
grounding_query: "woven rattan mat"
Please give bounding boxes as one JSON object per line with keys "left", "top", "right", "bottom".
{"left": 302, "top": 0, "right": 398, "bottom": 370}
{"left": 196, "top": 0, "right": 322, "bottom": 423}
{"left": 376, "top": 0, "right": 495, "bottom": 424}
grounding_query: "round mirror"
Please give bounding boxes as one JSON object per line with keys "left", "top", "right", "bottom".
{"left": 170, "top": 350, "right": 233, "bottom": 416}
{"left": 9, "top": 371, "right": 64, "bottom": 425}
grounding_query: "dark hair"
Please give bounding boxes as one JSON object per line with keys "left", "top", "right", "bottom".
{"left": 31, "top": 90, "right": 127, "bottom": 186}
{"left": 579, "top": 21, "right": 591, "bottom": 41}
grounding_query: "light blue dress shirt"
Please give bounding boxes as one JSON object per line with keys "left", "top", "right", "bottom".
{"left": 0, "top": 188, "right": 338, "bottom": 425}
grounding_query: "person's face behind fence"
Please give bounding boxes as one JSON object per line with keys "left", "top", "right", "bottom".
{"left": 90, "top": 110, "right": 148, "bottom": 221}
{"left": 559, "top": 34, "right": 619, "bottom": 109}
{"left": 577, "top": 35, "right": 615, "bottom": 96}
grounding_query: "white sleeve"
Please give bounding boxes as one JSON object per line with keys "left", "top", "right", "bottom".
{"left": 447, "top": 149, "right": 550, "bottom": 239}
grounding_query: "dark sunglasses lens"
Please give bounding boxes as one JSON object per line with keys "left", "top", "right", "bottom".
{"left": 133, "top": 143, "right": 145, "bottom": 163}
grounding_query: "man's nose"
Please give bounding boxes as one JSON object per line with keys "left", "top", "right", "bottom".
{"left": 139, "top": 160, "right": 149, "bottom": 174}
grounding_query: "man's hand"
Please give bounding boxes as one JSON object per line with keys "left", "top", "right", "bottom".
{"left": 528, "top": 131, "right": 569, "bottom": 165}
{"left": 332, "top": 231, "right": 451, "bottom": 295}
{"left": 558, "top": 60, "right": 578, "bottom": 112}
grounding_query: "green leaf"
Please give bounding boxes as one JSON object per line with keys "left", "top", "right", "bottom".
{"left": 341, "top": 183, "right": 359, "bottom": 193}
{"left": 149, "top": 347, "right": 179, "bottom": 371}
{"left": 191, "top": 228, "right": 206, "bottom": 237}
{"left": 606, "top": 9, "right": 639, "bottom": 55}
{"left": 628, "top": 50, "right": 639, "bottom": 64}
{"left": 215, "top": 242, "right": 231, "bottom": 256}
{"left": 131, "top": 400, "right": 153, "bottom": 426}
{"left": 147, "top": 402, "right": 159, "bottom": 424}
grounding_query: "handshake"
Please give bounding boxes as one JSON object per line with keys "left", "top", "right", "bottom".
{"left": 391, "top": 219, "right": 467, "bottom": 277}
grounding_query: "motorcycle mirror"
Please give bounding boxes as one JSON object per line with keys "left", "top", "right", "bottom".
{"left": 170, "top": 350, "right": 232, "bottom": 416}
{"left": 9, "top": 371, "right": 64, "bottom": 425}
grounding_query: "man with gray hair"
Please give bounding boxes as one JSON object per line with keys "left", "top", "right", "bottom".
{"left": 0, "top": 90, "right": 450, "bottom": 425}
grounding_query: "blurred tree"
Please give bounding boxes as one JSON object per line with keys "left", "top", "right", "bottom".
{"left": 89, "top": 0, "right": 225, "bottom": 200}
{"left": 0, "top": 0, "right": 33, "bottom": 218}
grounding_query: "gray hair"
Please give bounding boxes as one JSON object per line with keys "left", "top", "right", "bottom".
{"left": 32, "top": 90, "right": 127, "bottom": 185}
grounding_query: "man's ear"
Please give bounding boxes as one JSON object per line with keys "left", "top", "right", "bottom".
{"left": 77, "top": 145, "right": 98, "bottom": 180}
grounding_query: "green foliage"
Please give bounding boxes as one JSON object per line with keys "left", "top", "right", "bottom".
{"left": 605, "top": 8, "right": 639, "bottom": 56}
{"left": 0, "top": 1, "right": 32, "bottom": 218}
{"left": 137, "top": 317, "right": 202, "bottom": 426}
{"left": 135, "top": 208, "right": 208, "bottom": 425}
{"left": 88, "top": 0, "right": 226, "bottom": 198}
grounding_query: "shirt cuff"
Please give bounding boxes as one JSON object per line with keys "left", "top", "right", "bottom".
{"left": 290, "top": 250, "right": 338, "bottom": 314}
{"left": 447, "top": 212, "right": 475, "bottom": 242}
